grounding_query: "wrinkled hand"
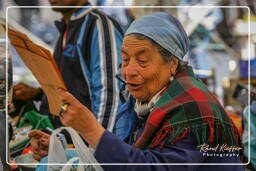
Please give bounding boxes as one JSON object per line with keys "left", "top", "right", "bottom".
{"left": 13, "top": 83, "right": 41, "bottom": 101}
{"left": 28, "top": 130, "right": 50, "bottom": 161}
{"left": 57, "top": 89, "right": 105, "bottom": 148}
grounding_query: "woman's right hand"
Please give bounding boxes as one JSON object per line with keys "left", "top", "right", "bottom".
{"left": 28, "top": 130, "right": 50, "bottom": 161}
{"left": 56, "top": 88, "right": 105, "bottom": 149}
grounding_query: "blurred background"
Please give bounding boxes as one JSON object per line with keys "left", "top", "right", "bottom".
{"left": 0, "top": 0, "right": 256, "bottom": 170}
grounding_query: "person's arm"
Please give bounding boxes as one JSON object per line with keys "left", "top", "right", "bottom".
{"left": 94, "top": 130, "right": 204, "bottom": 171}
{"left": 55, "top": 89, "right": 204, "bottom": 169}
{"left": 56, "top": 86, "right": 244, "bottom": 171}
{"left": 89, "top": 13, "right": 123, "bottom": 131}
{"left": 13, "top": 83, "right": 43, "bottom": 101}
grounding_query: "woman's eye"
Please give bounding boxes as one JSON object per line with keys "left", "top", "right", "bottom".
{"left": 122, "top": 58, "right": 129, "bottom": 66}
{"left": 122, "top": 58, "right": 129, "bottom": 63}
{"left": 137, "top": 59, "right": 148, "bottom": 65}
{"left": 137, "top": 55, "right": 148, "bottom": 64}
{"left": 138, "top": 60, "right": 147, "bottom": 63}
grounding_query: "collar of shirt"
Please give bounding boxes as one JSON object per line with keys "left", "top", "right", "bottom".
{"left": 54, "top": 2, "right": 92, "bottom": 32}
{"left": 134, "top": 87, "right": 164, "bottom": 119}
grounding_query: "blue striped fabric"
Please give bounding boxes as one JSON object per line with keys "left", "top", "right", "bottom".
{"left": 40, "top": 5, "right": 124, "bottom": 132}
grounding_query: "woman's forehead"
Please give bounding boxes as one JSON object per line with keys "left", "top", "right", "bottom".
{"left": 122, "top": 35, "right": 153, "bottom": 50}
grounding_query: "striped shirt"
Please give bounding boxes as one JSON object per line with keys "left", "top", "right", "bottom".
{"left": 40, "top": 4, "right": 123, "bottom": 132}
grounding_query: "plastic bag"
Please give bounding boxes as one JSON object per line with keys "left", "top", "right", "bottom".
{"left": 47, "top": 127, "right": 103, "bottom": 171}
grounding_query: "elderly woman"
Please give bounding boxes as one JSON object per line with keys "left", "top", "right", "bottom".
{"left": 30, "top": 12, "right": 244, "bottom": 171}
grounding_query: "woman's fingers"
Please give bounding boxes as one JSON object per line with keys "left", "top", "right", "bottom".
{"left": 28, "top": 130, "right": 48, "bottom": 139}
{"left": 32, "top": 147, "right": 47, "bottom": 161}
{"left": 56, "top": 88, "right": 105, "bottom": 148}
{"left": 31, "top": 139, "right": 46, "bottom": 161}
{"left": 57, "top": 88, "right": 80, "bottom": 106}
{"left": 39, "top": 150, "right": 48, "bottom": 157}
{"left": 40, "top": 137, "right": 50, "bottom": 147}
{"left": 57, "top": 88, "right": 86, "bottom": 121}
{"left": 32, "top": 153, "right": 42, "bottom": 161}
{"left": 29, "top": 130, "right": 50, "bottom": 161}
{"left": 30, "top": 138, "right": 39, "bottom": 151}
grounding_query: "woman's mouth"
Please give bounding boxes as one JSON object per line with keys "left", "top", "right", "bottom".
{"left": 126, "top": 83, "right": 143, "bottom": 90}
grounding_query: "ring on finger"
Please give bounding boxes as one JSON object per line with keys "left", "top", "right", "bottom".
{"left": 59, "top": 102, "right": 70, "bottom": 117}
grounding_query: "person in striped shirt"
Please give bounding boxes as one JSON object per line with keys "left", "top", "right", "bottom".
{"left": 13, "top": 0, "right": 123, "bottom": 133}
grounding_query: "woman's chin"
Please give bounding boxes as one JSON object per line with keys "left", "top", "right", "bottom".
{"left": 131, "top": 93, "right": 142, "bottom": 100}
{"left": 130, "top": 93, "right": 147, "bottom": 102}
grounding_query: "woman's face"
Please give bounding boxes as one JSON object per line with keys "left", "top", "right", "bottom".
{"left": 121, "top": 35, "right": 177, "bottom": 102}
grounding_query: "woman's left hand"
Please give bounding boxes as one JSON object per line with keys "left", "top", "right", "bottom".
{"left": 56, "top": 88, "right": 105, "bottom": 148}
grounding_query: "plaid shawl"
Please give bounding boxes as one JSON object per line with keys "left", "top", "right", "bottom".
{"left": 133, "top": 66, "right": 242, "bottom": 149}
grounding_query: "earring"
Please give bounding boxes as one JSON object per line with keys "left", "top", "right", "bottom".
{"left": 170, "top": 75, "right": 174, "bottom": 82}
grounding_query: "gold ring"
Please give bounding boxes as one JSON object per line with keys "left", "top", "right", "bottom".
{"left": 59, "top": 102, "right": 69, "bottom": 117}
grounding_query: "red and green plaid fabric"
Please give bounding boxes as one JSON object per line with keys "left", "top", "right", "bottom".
{"left": 133, "top": 66, "right": 241, "bottom": 149}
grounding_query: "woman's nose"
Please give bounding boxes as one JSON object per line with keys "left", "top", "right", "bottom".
{"left": 125, "top": 61, "right": 138, "bottom": 78}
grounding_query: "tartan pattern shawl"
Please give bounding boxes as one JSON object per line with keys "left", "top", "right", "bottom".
{"left": 133, "top": 66, "right": 242, "bottom": 149}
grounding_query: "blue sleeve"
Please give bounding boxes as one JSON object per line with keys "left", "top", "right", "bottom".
{"left": 94, "top": 131, "right": 204, "bottom": 171}
{"left": 94, "top": 131, "right": 244, "bottom": 171}
{"left": 89, "top": 15, "right": 123, "bottom": 132}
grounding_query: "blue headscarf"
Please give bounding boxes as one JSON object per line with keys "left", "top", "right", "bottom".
{"left": 125, "top": 12, "right": 190, "bottom": 60}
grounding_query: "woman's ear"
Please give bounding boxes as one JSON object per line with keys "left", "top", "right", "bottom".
{"left": 170, "top": 57, "right": 179, "bottom": 75}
